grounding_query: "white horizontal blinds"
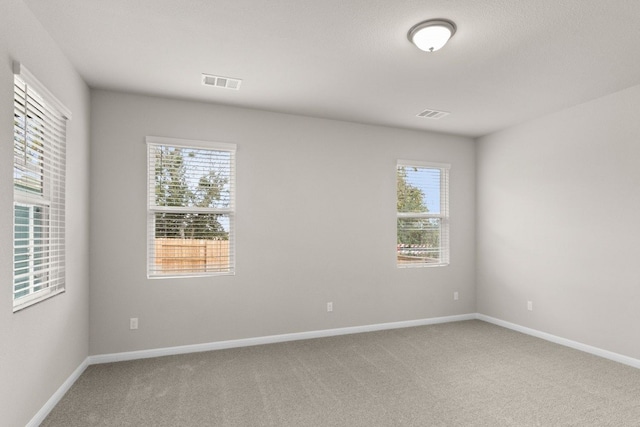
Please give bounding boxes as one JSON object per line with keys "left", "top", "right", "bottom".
{"left": 13, "top": 64, "right": 69, "bottom": 311}
{"left": 147, "top": 137, "right": 236, "bottom": 277}
{"left": 439, "top": 166, "right": 450, "bottom": 264}
{"left": 397, "top": 161, "right": 450, "bottom": 267}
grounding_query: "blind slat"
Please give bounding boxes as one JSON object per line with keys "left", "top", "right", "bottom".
{"left": 12, "top": 66, "right": 69, "bottom": 312}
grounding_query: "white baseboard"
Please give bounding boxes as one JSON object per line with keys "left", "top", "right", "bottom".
{"left": 26, "top": 357, "right": 89, "bottom": 427}
{"left": 28, "top": 314, "right": 474, "bottom": 424}
{"left": 28, "top": 313, "right": 640, "bottom": 426}
{"left": 88, "top": 313, "right": 477, "bottom": 364}
{"left": 477, "top": 314, "right": 640, "bottom": 370}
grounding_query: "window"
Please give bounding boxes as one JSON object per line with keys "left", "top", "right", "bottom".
{"left": 13, "top": 63, "right": 71, "bottom": 311}
{"left": 147, "top": 136, "right": 236, "bottom": 277}
{"left": 397, "top": 160, "right": 450, "bottom": 267}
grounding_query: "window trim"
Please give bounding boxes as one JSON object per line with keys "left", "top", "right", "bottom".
{"left": 13, "top": 62, "right": 70, "bottom": 312}
{"left": 146, "top": 136, "right": 236, "bottom": 278}
{"left": 396, "top": 160, "right": 450, "bottom": 268}
{"left": 13, "top": 62, "right": 72, "bottom": 120}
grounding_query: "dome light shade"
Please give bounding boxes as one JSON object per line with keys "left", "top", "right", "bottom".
{"left": 408, "top": 19, "right": 457, "bottom": 52}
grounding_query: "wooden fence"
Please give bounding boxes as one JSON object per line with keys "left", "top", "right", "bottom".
{"left": 154, "top": 238, "right": 230, "bottom": 273}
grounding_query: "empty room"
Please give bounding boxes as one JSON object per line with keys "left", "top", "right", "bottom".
{"left": 2, "top": 0, "right": 640, "bottom": 425}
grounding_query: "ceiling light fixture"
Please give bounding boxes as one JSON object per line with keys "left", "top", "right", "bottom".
{"left": 408, "top": 19, "right": 457, "bottom": 52}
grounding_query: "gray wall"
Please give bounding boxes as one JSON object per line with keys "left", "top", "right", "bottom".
{"left": 89, "top": 90, "right": 476, "bottom": 355}
{"left": 0, "top": 1, "right": 91, "bottom": 426}
{"left": 4, "top": 3, "right": 640, "bottom": 422}
{"left": 477, "top": 84, "right": 640, "bottom": 359}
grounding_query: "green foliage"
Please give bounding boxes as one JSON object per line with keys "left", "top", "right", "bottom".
{"left": 155, "top": 147, "right": 191, "bottom": 207}
{"left": 397, "top": 167, "right": 440, "bottom": 257}
{"left": 154, "top": 147, "right": 228, "bottom": 240}
{"left": 397, "top": 167, "right": 427, "bottom": 213}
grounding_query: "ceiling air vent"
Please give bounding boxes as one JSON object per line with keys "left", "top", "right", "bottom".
{"left": 201, "top": 74, "right": 242, "bottom": 90}
{"left": 417, "top": 108, "right": 450, "bottom": 120}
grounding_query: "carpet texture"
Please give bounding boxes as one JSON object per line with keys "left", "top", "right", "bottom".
{"left": 42, "top": 320, "right": 640, "bottom": 426}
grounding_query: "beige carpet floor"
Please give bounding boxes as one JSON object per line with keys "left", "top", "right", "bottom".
{"left": 42, "top": 320, "right": 640, "bottom": 426}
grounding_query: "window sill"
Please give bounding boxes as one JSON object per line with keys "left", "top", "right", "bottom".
{"left": 397, "top": 262, "right": 449, "bottom": 268}
{"left": 147, "top": 271, "right": 235, "bottom": 280}
{"left": 13, "top": 288, "right": 65, "bottom": 313}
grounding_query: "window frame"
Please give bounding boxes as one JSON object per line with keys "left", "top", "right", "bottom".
{"left": 396, "top": 160, "right": 450, "bottom": 268}
{"left": 146, "top": 136, "right": 236, "bottom": 278}
{"left": 12, "top": 62, "right": 71, "bottom": 312}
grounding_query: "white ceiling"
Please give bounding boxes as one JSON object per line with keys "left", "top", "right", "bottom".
{"left": 23, "top": 0, "right": 640, "bottom": 137}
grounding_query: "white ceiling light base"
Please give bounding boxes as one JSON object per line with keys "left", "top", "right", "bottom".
{"left": 408, "top": 19, "right": 457, "bottom": 52}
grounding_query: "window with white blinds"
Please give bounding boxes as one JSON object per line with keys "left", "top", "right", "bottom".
{"left": 13, "top": 63, "right": 71, "bottom": 312}
{"left": 397, "top": 160, "right": 450, "bottom": 267}
{"left": 147, "top": 136, "right": 236, "bottom": 278}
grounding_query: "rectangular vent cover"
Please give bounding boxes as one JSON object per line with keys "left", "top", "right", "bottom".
{"left": 417, "top": 109, "right": 450, "bottom": 120}
{"left": 202, "top": 74, "right": 242, "bottom": 90}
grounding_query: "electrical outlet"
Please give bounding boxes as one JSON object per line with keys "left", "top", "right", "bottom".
{"left": 527, "top": 301, "right": 533, "bottom": 311}
{"left": 454, "top": 291, "right": 459, "bottom": 301}
{"left": 130, "top": 317, "right": 138, "bottom": 330}
{"left": 327, "top": 302, "right": 333, "bottom": 312}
